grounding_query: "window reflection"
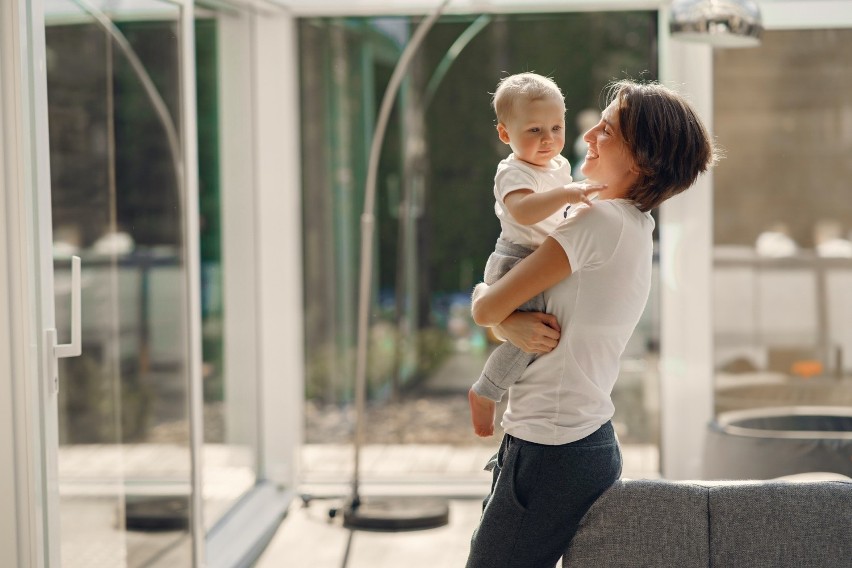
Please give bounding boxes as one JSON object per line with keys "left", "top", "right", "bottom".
{"left": 47, "top": 1, "right": 193, "bottom": 565}
{"left": 299, "top": 12, "right": 662, "bottom": 485}
{"left": 713, "top": 29, "right": 852, "bottom": 416}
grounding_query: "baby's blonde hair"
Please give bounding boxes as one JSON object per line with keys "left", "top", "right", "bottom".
{"left": 491, "top": 72, "right": 564, "bottom": 124}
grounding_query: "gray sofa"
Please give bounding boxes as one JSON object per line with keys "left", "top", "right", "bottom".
{"left": 562, "top": 478, "right": 852, "bottom": 567}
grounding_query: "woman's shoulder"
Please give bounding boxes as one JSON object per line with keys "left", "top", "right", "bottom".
{"left": 564, "top": 199, "right": 622, "bottom": 224}
{"left": 556, "top": 199, "right": 647, "bottom": 241}
{"left": 581, "top": 198, "right": 649, "bottom": 224}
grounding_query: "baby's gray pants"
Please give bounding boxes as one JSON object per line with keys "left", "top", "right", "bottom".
{"left": 471, "top": 238, "right": 546, "bottom": 402}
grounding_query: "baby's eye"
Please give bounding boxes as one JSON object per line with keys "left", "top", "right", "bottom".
{"left": 529, "top": 127, "right": 540, "bottom": 133}
{"left": 552, "top": 125, "right": 563, "bottom": 132}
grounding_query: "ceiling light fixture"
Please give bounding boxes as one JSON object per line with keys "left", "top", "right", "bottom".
{"left": 670, "top": 0, "right": 763, "bottom": 48}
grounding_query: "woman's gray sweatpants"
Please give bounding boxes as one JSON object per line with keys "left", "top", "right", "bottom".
{"left": 465, "top": 422, "right": 622, "bottom": 568}
{"left": 471, "top": 238, "right": 546, "bottom": 402}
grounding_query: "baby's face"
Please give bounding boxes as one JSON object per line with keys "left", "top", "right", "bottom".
{"left": 498, "top": 97, "right": 566, "bottom": 167}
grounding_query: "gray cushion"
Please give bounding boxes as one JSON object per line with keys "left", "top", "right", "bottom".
{"left": 562, "top": 479, "right": 710, "bottom": 567}
{"left": 708, "top": 480, "right": 852, "bottom": 568}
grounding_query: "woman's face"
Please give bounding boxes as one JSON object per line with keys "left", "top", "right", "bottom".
{"left": 580, "top": 100, "right": 638, "bottom": 194}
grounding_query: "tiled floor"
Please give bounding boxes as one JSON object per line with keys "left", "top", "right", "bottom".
{"left": 256, "top": 497, "right": 482, "bottom": 568}
{"left": 260, "top": 344, "right": 663, "bottom": 567}
{"left": 255, "top": 443, "right": 660, "bottom": 567}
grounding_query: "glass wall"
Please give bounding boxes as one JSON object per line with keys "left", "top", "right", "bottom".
{"left": 46, "top": 4, "right": 264, "bottom": 564}
{"left": 712, "top": 29, "right": 852, "bottom": 415}
{"left": 47, "top": 0, "right": 194, "bottom": 565}
{"left": 299, "top": 11, "right": 662, "bottom": 486}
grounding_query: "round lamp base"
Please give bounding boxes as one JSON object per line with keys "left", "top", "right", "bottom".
{"left": 342, "top": 497, "right": 450, "bottom": 532}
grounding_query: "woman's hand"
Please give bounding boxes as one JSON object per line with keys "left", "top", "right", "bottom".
{"left": 494, "top": 311, "right": 561, "bottom": 354}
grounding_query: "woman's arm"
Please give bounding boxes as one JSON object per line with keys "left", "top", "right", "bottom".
{"left": 471, "top": 236, "right": 572, "bottom": 327}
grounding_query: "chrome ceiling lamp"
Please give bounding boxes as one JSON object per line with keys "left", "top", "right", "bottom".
{"left": 670, "top": 0, "right": 763, "bottom": 48}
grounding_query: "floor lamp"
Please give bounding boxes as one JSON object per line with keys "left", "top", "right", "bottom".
{"left": 341, "top": 0, "right": 452, "bottom": 531}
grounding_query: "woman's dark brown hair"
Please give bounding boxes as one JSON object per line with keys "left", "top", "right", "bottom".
{"left": 607, "top": 80, "right": 718, "bottom": 212}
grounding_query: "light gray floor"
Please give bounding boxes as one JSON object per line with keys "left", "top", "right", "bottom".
{"left": 255, "top": 497, "right": 483, "bottom": 568}
{"left": 256, "top": 443, "right": 659, "bottom": 568}
{"left": 259, "top": 347, "right": 661, "bottom": 567}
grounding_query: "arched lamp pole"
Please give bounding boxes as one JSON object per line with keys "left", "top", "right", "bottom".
{"left": 344, "top": 0, "right": 453, "bottom": 530}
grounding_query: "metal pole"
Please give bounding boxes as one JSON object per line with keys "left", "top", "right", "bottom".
{"left": 350, "top": 0, "right": 451, "bottom": 510}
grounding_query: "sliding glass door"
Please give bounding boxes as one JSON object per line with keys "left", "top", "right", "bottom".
{"left": 6, "top": 0, "right": 300, "bottom": 565}
{"left": 44, "top": 0, "right": 202, "bottom": 565}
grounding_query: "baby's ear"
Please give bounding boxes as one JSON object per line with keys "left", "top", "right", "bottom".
{"left": 496, "top": 123, "right": 511, "bottom": 144}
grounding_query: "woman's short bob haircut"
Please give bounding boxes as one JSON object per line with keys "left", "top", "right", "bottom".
{"left": 606, "top": 80, "right": 718, "bottom": 212}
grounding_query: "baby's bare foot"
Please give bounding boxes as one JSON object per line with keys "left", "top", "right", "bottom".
{"left": 468, "top": 388, "right": 496, "bottom": 437}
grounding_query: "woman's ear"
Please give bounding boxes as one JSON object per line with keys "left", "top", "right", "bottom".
{"left": 496, "top": 123, "right": 511, "bottom": 144}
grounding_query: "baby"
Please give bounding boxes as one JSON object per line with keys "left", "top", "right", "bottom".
{"left": 469, "top": 72, "right": 604, "bottom": 436}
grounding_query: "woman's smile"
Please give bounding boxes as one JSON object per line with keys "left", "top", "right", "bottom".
{"left": 579, "top": 100, "right": 638, "bottom": 193}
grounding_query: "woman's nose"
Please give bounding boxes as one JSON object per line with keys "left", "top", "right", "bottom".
{"left": 582, "top": 127, "right": 595, "bottom": 144}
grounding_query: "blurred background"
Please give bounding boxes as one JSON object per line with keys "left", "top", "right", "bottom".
{"left": 4, "top": 0, "right": 850, "bottom": 566}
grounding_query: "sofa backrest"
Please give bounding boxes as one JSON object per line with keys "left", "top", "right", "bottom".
{"left": 708, "top": 480, "right": 852, "bottom": 568}
{"left": 562, "top": 479, "right": 852, "bottom": 568}
{"left": 563, "top": 479, "right": 711, "bottom": 567}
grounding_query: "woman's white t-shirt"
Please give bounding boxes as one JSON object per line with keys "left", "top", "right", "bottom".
{"left": 500, "top": 199, "right": 655, "bottom": 445}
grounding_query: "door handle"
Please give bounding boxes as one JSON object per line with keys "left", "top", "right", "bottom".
{"left": 46, "top": 255, "right": 82, "bottom": 393}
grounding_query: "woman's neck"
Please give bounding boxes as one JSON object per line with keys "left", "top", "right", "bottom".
{"left": 586, "top": 180, "right": 631, "bottom": 201}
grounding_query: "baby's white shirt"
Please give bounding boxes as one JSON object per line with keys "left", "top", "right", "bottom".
{"left": 493, "top": 153, "right": 574, "bottom": 248}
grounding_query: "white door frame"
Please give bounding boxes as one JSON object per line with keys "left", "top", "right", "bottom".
{"left": 52, "top": 2, "right": 209, "bottom": 563}
{"left": 176, "top": 0, "right": 207, "bottom": 564}
{"left": 2, "top": 0, "right": 208, "bottom": 565}
{"left": 1, "top": 0, "right": 61, "bottom": 565}
{"left": 208, "top": 0, "right": 305, "bottom": 491}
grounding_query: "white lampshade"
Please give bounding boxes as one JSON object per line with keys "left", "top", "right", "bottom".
{"left": 670, "top": 0, "right": 763, "bottom": 48}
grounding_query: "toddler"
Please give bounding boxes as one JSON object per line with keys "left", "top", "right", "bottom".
{"left": 469, "top": 72, "right": 604, "bottom": 436}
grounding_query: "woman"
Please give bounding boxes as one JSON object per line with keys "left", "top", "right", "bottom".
{"left": 465, "top": 80, "right": 717, "bottom": 568}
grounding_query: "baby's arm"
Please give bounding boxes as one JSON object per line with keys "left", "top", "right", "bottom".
{"left": 503, "top": 181, "right": 606, "bottom": 226}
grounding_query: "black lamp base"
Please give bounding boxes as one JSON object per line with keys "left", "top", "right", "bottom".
{"left": 342, "top": 497, "right": 450, "bottom": 531}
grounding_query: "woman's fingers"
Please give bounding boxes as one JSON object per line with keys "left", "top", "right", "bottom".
{"left": 493, "top": 312, "right": 562, "bottom": 353}
{"left": 526, "top": 313, "right": 560, "bottom": 352}
{"left": 535, "top": 331, "right": 558, "bottom": 351}
{"left": 534, "top": 312, "right": 561, "bottom": 332}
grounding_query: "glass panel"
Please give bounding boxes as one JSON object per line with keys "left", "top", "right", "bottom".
{"left": 713, "top": 29, "right": 852, "bottom": 415}
{"left": 46, "top": 0, "right": 193, "bottom": 565}
{"left": 195, "top": 11, "right": 259, "bottom": 530}
{"left": 299, "top": 12, "right": 661, "bottom": 490}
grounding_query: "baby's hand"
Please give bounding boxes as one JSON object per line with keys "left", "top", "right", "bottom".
{"left": 562, "top": 181, "right": 607, "bottom": 206}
